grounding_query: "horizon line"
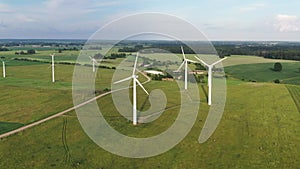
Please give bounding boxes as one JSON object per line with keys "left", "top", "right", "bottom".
{"left": 0, "top": 38, "right": 300, "bottom": 43}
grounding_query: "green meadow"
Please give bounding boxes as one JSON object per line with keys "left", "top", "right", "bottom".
{"left": 0, "top": 81, "right": 299, "bottom": 168}
{"left": 0, "top": 51, "right": 299, "bottom": 168}
{"left": 225, "top": 62, "right": 300, "bottom": 85}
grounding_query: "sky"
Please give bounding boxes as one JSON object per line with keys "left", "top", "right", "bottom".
{"left": 0, "top": 0, "right": 300, "bottom": 41}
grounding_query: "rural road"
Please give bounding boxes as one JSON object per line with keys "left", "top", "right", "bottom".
{"left": 0, "top": 71, "right": 151, "bottom": 139}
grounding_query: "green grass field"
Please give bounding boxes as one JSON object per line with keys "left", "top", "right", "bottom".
{"left": 286, "top": 85, "right": 300, "bottom": 113}
{"left": 0, "top": 50, "right": 117, "bottom": 134}
{"left": 0, "top": 51, "right": 300, "bottom": 168}
{"left": 0, "top": 81, "right": 299, "bottom": 168}
{"left": 223, "top": 55, "right": 297, "bottom": 67}
{"left": 225, "top": 62, "right": 300, "bottom": 85}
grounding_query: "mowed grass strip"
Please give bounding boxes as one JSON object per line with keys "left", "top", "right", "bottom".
{"left": 286, "top": 85, "right": 300, "bottom": 113}
{"left": 0, "top": 122, "right": 24, "bottom": 134}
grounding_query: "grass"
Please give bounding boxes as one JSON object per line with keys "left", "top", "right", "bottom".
{"left": 0, "top": 80, "right": 299, "bottom": 168}
{"left": 223, "top": 55, "right": 297, "bottom": 67}
{"left": 0, "top": 122, "right": 24, "bottom": 134}
{"left": 286, "top": 85, "right": 300, "bottom": 113}
{"left": 225, "top": 62, "right": 300, "bottom": 85}
{"left": 0, "top": 50, "right": 300, "bottom": 168}
{"left": 0, "top": 85, "right": 72, "bottom": 124}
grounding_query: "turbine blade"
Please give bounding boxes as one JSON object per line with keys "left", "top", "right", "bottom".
{"left": 136, "top": 79, "right": 149, "bottom": 95}
{"left": 136, "top": 68, "right": 142, "bottom": 73}
{"left": 132, "top": 52, "right": 139, "bottom": 76}
{"left": 176, "top": 61, "right": 185, "bottom": 72}
{"left": 181, "top": 46, "right": 186, "bottom": 60}
{"left": 194, "top": 56, "right": 209, "bottom": 67}
{"left": 211, "top": 57, "right": 228, "bottom": 66}
{"left": 186, "top": 59, "right": 197, "bottom": 63}
{"left": 94, "top": 59, "right": 100, "bottom": 64}
{"left": 113, "top": 76, "right": 132, "bottom": 84}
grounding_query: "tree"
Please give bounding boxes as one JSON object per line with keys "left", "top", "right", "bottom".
{"left": 0, "top": 47, "right": 9, "bottom": 51}
{"left": 27, "top": 49, "right": 36, "bottom": 54}
{"left": 273, "top": 62, "right": 282, "bottom": 72}
{"left": 274, "top": 79, "right": 280, "bottom": 83}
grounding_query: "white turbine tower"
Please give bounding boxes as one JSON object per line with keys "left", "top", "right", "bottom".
{"left": 114, "top": 53, "right": 149, "bottom": 125}
{"left": 2, "top": 60, "right": 5, "bottom": 78}
{"left": 194, "top": 56, "right": 227, "bottom": 105}
{"left": 89, "top": 56, "right": 98, "bottom": 72}
{"left": 176, "top": 46, "right": 196, "bottom": 90}
{"left": 50, "top": 53, "right": 55, "bottom": 83}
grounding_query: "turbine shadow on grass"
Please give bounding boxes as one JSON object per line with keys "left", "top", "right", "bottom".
{"left": 201, "top": 85, "right": 208, "bottom": 102}
{"left": 139, "top": 95, "right": 150, "bottom": 112}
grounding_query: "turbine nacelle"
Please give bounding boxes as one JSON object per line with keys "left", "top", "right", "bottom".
{"left": 176, "top": 46, "right": 198, "bottom": 90}
{"left": 113, "top": 52, "right": 149, "bottom": 125}
{"left": 194, "top": 56, "right": 227, "bottom": 105}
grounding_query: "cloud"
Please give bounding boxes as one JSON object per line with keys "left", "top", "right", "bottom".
{"left": 17, "top": 15, "right": 37, "bottom": 23}
{"left": 238, "top": 3, "right": 266, "bottom": 12}
{"left": 274, "top": 14, "right": 300, "bottom": 32}
{"left": 0, "top": 3, "right": 15, "bottom": 13}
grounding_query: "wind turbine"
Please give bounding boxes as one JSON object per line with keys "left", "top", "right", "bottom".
{"left": 2, "top": 61, "right": 5, "bottom": 78}
{"left": 114, "top": 53, "right": 149, "bottom": 125}
{"left": 0, "top": 57, "right": 5, "bottom": 78}
{"left": 194, "top": 56, "right": 227, "bottom": 105}
{"left": 176, "top": 46, "right": 196, "bottom": 90}
{"left": 89, "top": 56, "right": 98, "bottom": 72}
{"left": 50, "top": 53, "right": 55, "bottom": 83}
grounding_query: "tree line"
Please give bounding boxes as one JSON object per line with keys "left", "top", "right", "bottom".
{"left": 118, "top": 43, "right": 300, "bottom": 61}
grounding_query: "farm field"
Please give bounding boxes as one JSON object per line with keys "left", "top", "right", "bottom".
{"left": 0, "top": 54, "right": 117, "bottom": 134}
{"left": 0, "top": 50, "right": 300, "bottom": 168}
{"left": 286, "top": 85, "right": 300, "bottom": 113}
{"left": 0, "top": 80, "right": 299, "bottom": 168}
{"left": 222, "top": 55, "right": 297, "bottom": 67}
{"left": 225, "top": 62, "right": 300, "bottom": 85}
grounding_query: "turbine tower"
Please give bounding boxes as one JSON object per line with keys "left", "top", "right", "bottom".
{"left": 176, "top": 46, "right": 196, "bottom": 90}
{"left": 114, "top": 52, "right": 149, "bottom": 125}
{"left": 194, "top": 56, "right": 227, "bottom": 105}
{"left": 89, "top": 56, "right": 98, "bottom": 72}
{"left": 2, "top": 60, "right": 5, "bottom": 78}
{"left": 50, "top": 53, "right": 55, "bottom": 83}
{"left": 1, "top": 57, "right": 6, "bottom": 78}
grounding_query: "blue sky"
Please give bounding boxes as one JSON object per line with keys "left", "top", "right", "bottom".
{"left": 0, "top": 0, "right": 300, "bottom": 40}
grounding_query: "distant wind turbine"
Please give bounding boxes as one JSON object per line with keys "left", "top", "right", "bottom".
{"left": 114, "top": 52, "right": 149, "bottom": 125}
{"left": 176, "top": 46, "right": 197, "bottom": 90}
{"left": 2, "top": 60, "right": 5, "bottom": 78}
{"left": 89, "top": 56, "right": 98, "bottom": 72}
{"left": 50, "top": 53, "right": 55, "bottom": 82}
{"left": 1, "top": 57, "right": 5, "bottom": 78}
{"left": 194, "top": 56, "right": 227, "bottom": 105}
